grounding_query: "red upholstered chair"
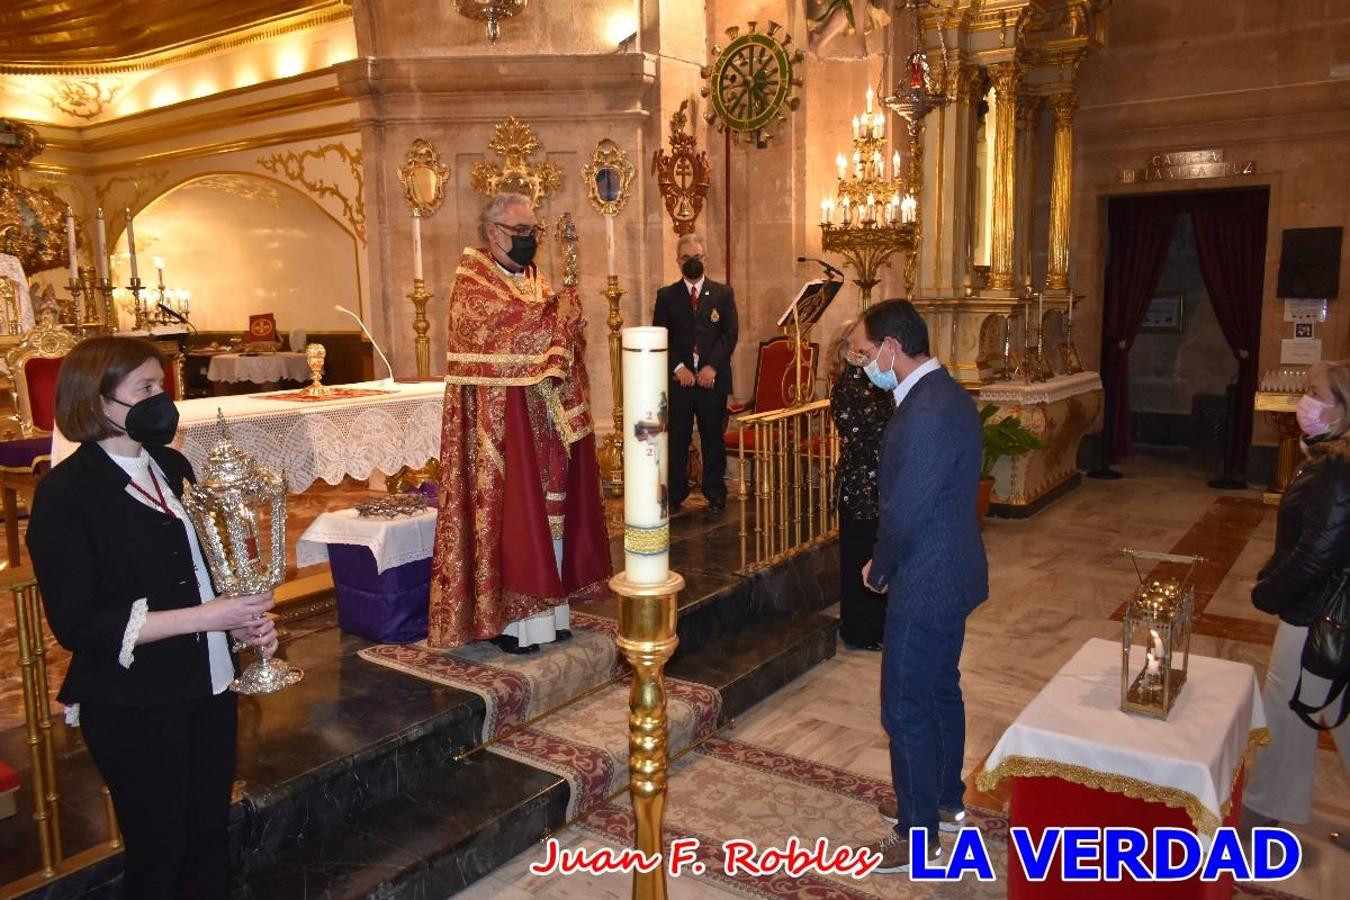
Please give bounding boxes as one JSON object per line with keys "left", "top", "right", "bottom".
{"left": 1, "top": 315, "right": 78, "bottom": 566}
{"left": 723, "top": 335, "right": 819, "bottom": 459}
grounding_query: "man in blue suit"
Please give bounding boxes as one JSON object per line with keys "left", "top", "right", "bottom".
{"left": 850, "top": 299, "right": 988, "bottom": 872}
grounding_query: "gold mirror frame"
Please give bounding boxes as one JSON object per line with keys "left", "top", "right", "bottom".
{"left": 582, "top": 139, "right": 634, "bottom": 218}
{"left": 396, "top": 138, "right": 450, "bottom": 217}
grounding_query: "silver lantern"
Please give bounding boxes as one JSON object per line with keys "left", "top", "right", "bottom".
{"left": 1120, "top": 548, "right": 1202, "bottom": 719}
{"left": 183, "top": 412, "right": 302, "bottom": 694}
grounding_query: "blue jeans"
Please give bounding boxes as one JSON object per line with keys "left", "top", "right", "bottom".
{"left": 881, "top": 603, "right": 967, "bottom": 836}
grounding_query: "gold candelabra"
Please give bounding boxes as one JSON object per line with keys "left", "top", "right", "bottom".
{"left": 598, "top": 275, "right": 625, "bottom": 495}
{"left": 611, "top": 570, "right": 684, "bottom": 900}
{"left": 410, "top": 278, "right": 433, "bottom": 379}
{"left": 820, "top": 88, "right": 919, "bottom": 309}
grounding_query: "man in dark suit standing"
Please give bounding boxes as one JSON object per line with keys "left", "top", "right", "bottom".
{"left": 851, "top": 300, "right": 988, "bottom": 873}
{"left": 653, "top": 233, "right": 739, "bottom": 516}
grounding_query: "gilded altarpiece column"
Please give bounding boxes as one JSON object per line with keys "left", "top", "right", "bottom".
{"left": 1015, "top": 94, "right": 1041, "bottom": 291}
{"left": 1046, "top": 92, "right": 1078, "bottom": 293}
{"left": 986, "top": 61, "right": 1024, "bottom": 292}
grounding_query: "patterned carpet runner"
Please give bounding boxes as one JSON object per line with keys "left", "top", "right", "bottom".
{"left": 567, "top": 737, "right": 1301, "bottom": 900}
{"left": 357, "top": 610, "right": 724, "bottom": 820}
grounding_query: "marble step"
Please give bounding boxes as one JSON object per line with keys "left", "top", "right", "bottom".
{"left": 232, "top": 612, "right": 838, "bottom": 899}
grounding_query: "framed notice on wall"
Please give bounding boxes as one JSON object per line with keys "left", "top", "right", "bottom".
{"left": 1141, "top": 293, "right": 1185, "bottom": 334}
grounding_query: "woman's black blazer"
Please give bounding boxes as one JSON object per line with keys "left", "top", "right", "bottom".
{"left": 26, "top": 441, "right": 227, "bottom": 707}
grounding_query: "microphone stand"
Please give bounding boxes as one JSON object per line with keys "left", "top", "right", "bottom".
{"left": 335, "top": 305, "right": 395, "bottom": 385}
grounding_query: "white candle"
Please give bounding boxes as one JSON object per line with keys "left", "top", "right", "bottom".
{"left": 181, "top": 290, "right": 190, "bottom": 315}
{"left": 622, "top": 326, "right": 670, "bottom": 584}
{"left": 901, "top": 194, "right": 917, "bottom": 224}
{"left": 851, "top": 115, "right": 859, "bottom": 139}
{"left": 853, "top": 151, "right": 862, "bottom": 178}
{"left": 892, "top": 150, "right": 902, "bottom": 180}
{"left": 836, "top": 153, "right": 847, "bottom": 180}
{"left": 125, "top": 208, "right": 139, "bottom": 281}
{"left": 94, "top": 208, "right": 108, "bottom": 281}
{"left": 153, "top": 257, "right": 165, "bottom": 289}
{"left": 865, "top": 193, "right": 876, "bottom": 224}
{"left": 866, "top": 86, "right": 874, "bottom": 113}
{"left": 412, "top": 209, "right": 424, "bottom": 282}
{"left": 820, "top": 199, "right": 830, "bottom": 226}
{"left": 65, "top": 208, "right": 78, "bottom": 272}
{"left": 1149, "top": 629, "right": 1165, "bottom": 660}
{"left": 1146, "top": 652, "right": 1161, "bottom": 677}
{"left": 841, "top": 197, "right": 851, "bottom": 225}
{"left": 604, "top": 214, "right": 616, "bottom": 276}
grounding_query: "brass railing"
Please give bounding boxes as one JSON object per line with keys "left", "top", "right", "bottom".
{"left": 2, "top": 570, "right": 121, "bottom": 896}
{"left": 730, "top": 398, "right": 840, "bottom": 571}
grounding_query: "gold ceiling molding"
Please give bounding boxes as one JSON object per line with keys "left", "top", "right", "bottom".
{"left": 257, "top": 142, "right": 365, "bottom": 242}
{"left": 95, "top": 170, "right": 171, "bottom": 218}
{"left": 30, "top": 121, "right": 360, "bottom": 177}
{"left": 0, "top": 2, "right": 352, "bottom": 76}
{"left": 37, "top": 84, "right": 350, "bottom": 155}
{"left": 46, "top": 77, "right": 125, "bottom": 120}
{"left": 177, "top": 174, "right": 284, "bottom": 209}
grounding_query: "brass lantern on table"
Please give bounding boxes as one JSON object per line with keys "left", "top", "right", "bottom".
{"left": 1120, "top": 549, "right": 1202, "bottom": 719}
{"left": 183, "top": 412, "right": 302, "bottom": 694}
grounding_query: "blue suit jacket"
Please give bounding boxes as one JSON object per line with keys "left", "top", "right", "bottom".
{"left": 867, "top": 365, "right": 989, "bottom": 619}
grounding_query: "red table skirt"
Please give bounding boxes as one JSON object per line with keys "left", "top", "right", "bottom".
{"left": 1007, "top": 769, "right": 1244, "bottom": 900}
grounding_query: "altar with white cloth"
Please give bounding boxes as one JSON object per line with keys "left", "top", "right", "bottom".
{"left": 978, "top": 371, "right": 1103, "bottom": 515}
{"left": 978, "top": 638, "right": 1268, "bottom": 899}
{"left": 51, "top": 380, "right": 445, "bottom": 492}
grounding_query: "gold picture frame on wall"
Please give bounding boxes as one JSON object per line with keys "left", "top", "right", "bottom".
{"left": 1141, "top": 293, "right": 1185, "bottom": 334}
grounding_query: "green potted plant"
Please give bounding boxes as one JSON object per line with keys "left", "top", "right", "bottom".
{"left": 979, "top": 404, "right": 1046, "bottom": 521}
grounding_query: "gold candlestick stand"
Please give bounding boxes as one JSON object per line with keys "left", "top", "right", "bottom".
{"left": 410, "top": 278, "right": 433, "bottom": 379}
{"left": 127, "top": 277, "right": 146, "bottom": 331}
{"left": 610, "top": 570, "right": 684, "bottom": 900}
{"left": 597, "top": 275, "right": 625, "bottom": 495}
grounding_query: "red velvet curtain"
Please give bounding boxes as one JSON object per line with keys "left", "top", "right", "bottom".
{"left": 1190, "top": 189, "right": 1269, "bottom": 471}
{"left": 1102, "top": 195, "right": 1180, "bottom": 460}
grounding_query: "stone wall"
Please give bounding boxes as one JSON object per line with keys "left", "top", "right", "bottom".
{"left": 1072, "top": 0, "right": 1350, "bottom": 445}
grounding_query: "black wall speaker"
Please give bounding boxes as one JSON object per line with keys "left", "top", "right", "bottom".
{"left": 1277, "top": 226, "right": 1342, "bottom": 299}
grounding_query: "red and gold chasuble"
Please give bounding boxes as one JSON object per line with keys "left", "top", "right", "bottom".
{"left": 428, "top": 248, "right": 612, "bottom": 648}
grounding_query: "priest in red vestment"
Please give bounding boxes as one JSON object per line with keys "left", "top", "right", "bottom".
{"left": 428, "top": 192, "right": 612, "bottom": 652}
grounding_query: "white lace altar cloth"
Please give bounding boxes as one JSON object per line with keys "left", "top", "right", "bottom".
{"left": 50, "top": 381, "right": 446, "bottom": 493}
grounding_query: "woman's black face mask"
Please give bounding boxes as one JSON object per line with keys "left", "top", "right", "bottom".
{"left": 107, "top": 392, "right": 179, "bottom": 446}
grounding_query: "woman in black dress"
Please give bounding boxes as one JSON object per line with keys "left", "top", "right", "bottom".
{"left": 27, "top": 336, "right": 277, "bottom": 899}
{"left": 829, "top": 318, "right": 896, "bottom": 650}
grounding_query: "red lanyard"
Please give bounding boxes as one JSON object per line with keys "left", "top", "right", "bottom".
{"left": 127, "top": 466, "right": 172, "bottom": 517}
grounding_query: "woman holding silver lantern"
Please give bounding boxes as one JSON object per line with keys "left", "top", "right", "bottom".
{"left": 26, "top": 336, "right": 276, "bottom": 899}
{"left": 1244, "top": 359, "right": 1350, "bottom": 836}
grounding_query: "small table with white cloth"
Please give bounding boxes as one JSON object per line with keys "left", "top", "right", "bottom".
{"left": 298, "top": 508, "right": 436, "bottom": 643}
{"left": 977, "top": 638, "right": 1268, "bottom": 899}
{"left": 206, "top": 352, "right": 312, "bottom": 394}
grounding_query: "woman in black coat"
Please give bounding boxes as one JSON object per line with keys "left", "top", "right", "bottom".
{"left": 1244, "top": 360, "right": 1350, "bottom": 827}
{"left": 26, "top": 336, "right": 277, "bottom": 899}
{"left": 829, "top": 318, "right": 896, "bottom": 650}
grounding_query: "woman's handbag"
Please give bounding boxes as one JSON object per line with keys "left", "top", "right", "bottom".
{"left": 1290, "top": 568, "right": 1350, "bottom": 730}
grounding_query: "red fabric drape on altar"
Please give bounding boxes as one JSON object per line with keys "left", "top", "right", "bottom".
{"left": 1102, "top": 195, "right": 1180, "bottom": 461}
{"left": 1007, "top": 771, "right": 1245, "bottom": 899}
{"left": 1190, "top": 189, "right": 1270, "bottom": 472}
